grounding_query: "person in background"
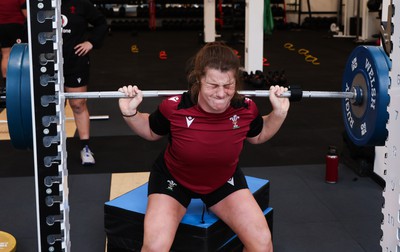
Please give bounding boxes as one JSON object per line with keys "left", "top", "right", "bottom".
{"left": 118, "top": 41, "right": 290, "bottom": 251}
{"left": 61, "top": 0, "right": 108, "bottom": 165}
{"left": 0, "top": 0, "right": 27, "bottom": 97}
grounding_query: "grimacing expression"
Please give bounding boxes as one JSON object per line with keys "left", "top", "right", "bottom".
{"left": 198, "top": 68, "right": 236, "bottom": 113}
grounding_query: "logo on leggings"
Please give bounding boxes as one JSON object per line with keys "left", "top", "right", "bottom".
{"left": 227, "top": 177, "right": 234, "bottom": 186}
{"left": 167, "top": 180, "right": 177, "bottom": 191}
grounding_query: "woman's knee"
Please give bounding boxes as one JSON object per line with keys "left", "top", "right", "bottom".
{"left": 69, "top": 99, "right": 86, "bottom": 113}
{"left": 242, "top": 225, "right": 273, "bottom": 252}
{"left": 142, "top": 228, "right": 176, "bottom": 252}
{"left": 141, "top": 240, "right": 172, "bottom": 252}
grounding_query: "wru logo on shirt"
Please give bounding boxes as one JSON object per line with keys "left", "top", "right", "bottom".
{"left": 230, "top": 115, "right": 240, "bottom": 129}
{"left": 166, "top": 179, "right": 177, "bottom": 191}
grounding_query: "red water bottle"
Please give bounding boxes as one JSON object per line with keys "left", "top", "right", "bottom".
{"left": 325, "top": 146, "right": 339, "bottom": 183}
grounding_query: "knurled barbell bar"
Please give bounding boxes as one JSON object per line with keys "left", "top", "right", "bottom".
{"left": 57, "top": 90, "right": 357, "bottom": 99}
{"left": 0, "top": 90, "right": 363, "bottom": 100}
{"left": 0, "top": 88, "right": 361, "bottom": 101}
{"left": 4, "top": 43, "right": 391, "bottom": 149}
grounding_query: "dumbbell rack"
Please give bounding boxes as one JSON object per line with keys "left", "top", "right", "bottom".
{"left": 27, "top": 0, "right": 70, "bottom": 251}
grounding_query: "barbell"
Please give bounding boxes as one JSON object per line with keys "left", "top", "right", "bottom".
{"left": 4, "top": 43, "right": 391, "bottom": 150}
{"left": 58, "top": 90, "right": 356, "bottom": 99}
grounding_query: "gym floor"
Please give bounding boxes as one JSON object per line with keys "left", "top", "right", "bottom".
{"left": 0, "top": 28, "right": 383, "bottom": 251}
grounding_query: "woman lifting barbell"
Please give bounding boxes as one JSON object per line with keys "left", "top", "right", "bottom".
{"left": 118, "top": 41, "right": 290, "bottom": 252}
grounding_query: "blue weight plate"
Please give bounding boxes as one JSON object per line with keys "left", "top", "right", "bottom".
{"left": 20, "top": 44, "right": 33, "bottom": 149}
{"left": 6, "top": 44, "right": 27, "bottom": 149}
{"left": 342, "top": 46, "right": 391, "bottom": 146}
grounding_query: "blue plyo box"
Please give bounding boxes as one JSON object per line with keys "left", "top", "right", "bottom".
{"left": 105, "top": 176, "right": 272, "bottom": 252}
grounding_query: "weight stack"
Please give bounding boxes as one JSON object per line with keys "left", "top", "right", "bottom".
{"left": 104, "top": 176, "right": 272, "bottom": 252}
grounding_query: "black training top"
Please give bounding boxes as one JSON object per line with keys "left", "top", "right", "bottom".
{"left": 61, "top": 0, "right": 108, "bottom": 75}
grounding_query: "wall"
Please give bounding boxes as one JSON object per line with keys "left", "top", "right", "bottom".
{"left": 285, "top": 0, "right": 340, "bottom": 25}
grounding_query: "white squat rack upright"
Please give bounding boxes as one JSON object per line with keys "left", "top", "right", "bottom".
{"left": 203, "top": 0, "right": 264, "bottom": 73}
{"left": 377, "top": 0, "right": 400, "bottom": 251}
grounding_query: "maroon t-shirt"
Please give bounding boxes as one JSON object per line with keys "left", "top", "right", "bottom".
{"left": 0, "top": 0, "right": 26, "bottom": 25}
{"left": 149, "top": 92, "right": 263, "bottom": 194}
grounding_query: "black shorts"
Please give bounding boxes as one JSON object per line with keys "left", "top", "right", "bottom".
{"left": 148, "top": 153, "right": 249, "bottom": 208}
{"left": 0, "top": 23, "right": 27, "bottom": 48}
{"left": 64, "top": 67, "right": 90, "bottom": 88}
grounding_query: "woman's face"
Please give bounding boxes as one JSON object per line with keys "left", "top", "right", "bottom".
{"left": 197, "top": 68, "right": 236, "bottom": 113}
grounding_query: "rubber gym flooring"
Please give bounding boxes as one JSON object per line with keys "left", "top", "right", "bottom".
{"left": 0, "top": 28, "right": 383, "bottom": 251}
